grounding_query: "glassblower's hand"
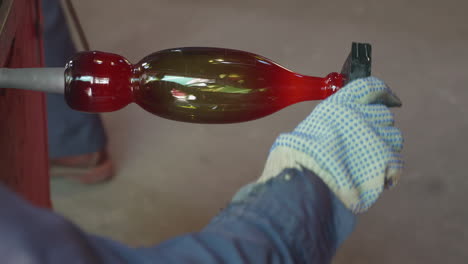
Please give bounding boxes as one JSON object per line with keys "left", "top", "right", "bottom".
{"left": 259, "top": 77, "right": 403, "bottom": 213}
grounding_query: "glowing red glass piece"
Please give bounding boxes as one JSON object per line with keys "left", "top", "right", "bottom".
{"left": 64, "top": 47, "right": 344, "bottom": 123}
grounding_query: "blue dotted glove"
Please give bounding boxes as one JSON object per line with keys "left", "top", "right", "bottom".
{"left": 259, "top": 77, "right": 403, "bottom": 213}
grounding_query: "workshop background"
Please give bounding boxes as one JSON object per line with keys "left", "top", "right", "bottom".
{"left": 51, "top": 0, "right": 468, "bottom": 263}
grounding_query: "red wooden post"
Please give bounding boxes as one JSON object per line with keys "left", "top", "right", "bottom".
{"left": 0, "top": 0, "right": 51, "bottom": 208}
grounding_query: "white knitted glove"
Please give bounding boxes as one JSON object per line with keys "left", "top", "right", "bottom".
{"left": 259, "top": 77, "right": 403, "bottom": 213}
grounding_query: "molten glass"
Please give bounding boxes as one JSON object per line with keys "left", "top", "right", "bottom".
{"left": 64, "top": 43, "right": 371, "bottom": 123}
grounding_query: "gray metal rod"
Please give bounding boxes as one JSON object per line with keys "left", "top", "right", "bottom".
{"left": 0, "top": 68, "right": 65, "bottom": 94}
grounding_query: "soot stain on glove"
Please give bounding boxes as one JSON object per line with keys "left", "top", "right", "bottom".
{"left": 232, "top": 166, "right": 319, "bottom": 204}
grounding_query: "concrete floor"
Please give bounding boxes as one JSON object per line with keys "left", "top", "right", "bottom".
{"left": 51, "top": 0, "right": 468, "bottom": 262}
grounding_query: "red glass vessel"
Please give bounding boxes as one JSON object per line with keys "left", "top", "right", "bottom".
{"left": 65, "top": 44, "right": 371, "bottom": 123}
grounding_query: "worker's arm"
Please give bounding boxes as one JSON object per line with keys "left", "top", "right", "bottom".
{"left": 0, "top": 167, "right": 353, "bottom": 264}
{"left": 134, "top": 168, "right": 355, "bottom": 263}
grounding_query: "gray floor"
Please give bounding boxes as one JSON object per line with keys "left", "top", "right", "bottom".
{"left": 51, "top": 0, "right": 468, "bottom": 262}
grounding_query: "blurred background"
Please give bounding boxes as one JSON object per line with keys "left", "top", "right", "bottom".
{"left": 51, "top": 0, "right": 468, "bottom": 263}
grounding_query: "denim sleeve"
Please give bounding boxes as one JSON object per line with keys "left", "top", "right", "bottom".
{"left": 136, "top": 168, "right": 356, "bottom": 263}
{"left": 0, "top": 168, "right": 356, "bottom": 264}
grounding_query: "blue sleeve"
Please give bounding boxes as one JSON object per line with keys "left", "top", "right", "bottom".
{"left": 0, "top": 168, "right": 356, "bottom": 264}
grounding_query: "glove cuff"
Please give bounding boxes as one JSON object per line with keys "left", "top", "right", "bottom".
{"left": 259, "top": 146, "right": 362, "bottom": 213}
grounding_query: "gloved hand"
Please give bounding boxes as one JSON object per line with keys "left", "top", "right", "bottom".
{"left": 259, "top": 77, "right": 403, "bottom": 213}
